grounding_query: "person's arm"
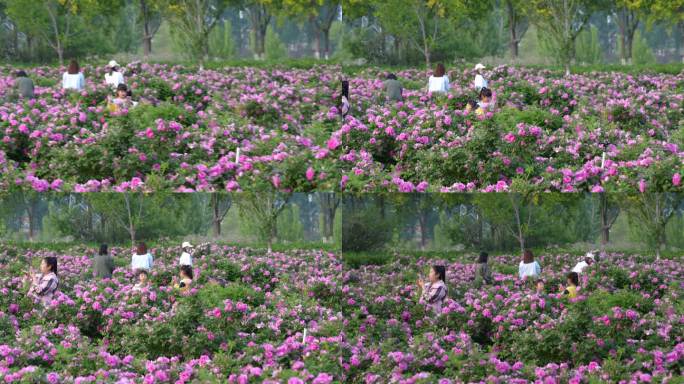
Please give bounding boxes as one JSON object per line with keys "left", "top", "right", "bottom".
{"left": 426, "top": 284, "right": 445, "bottom": 304}
{"left": 445, "top": 76, "right": 450, "bottom": 91}
{"left": 79, "top": 73, "right": 85, "bottom": 89}
{"left": 34, "top": 275, "right": 56, "bottom": 296}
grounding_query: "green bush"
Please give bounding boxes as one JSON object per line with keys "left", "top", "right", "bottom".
{"left": 342, "top": 252, "right": 393, "bottom": 268}
{"left": 584, "top": 289, "right": 654, "bottom": 315}
{"left": 198, "top": 283, "right": 265, "bottom": 308}
{"left": 342, "top": 209, "right": 392, "bottom": 252}
{"left": 605, "top": 266, "right": 630, "bottom": 290}
{"left": 215, "top": 259, "right": 243, "bottom": 282}
{"left": 147, "top": 79, "right": 174, "bottom": 102}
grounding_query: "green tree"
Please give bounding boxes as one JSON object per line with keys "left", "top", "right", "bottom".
{"left": 264, "top": 24, "right": 287, "bottom": 59}
{"left": 575, "top": 24, "right": 602, "bottom": 64}
{"left": 2, "top": 0, "right": 122, "bottom": 65}
{"left": 236, "top": 191, "right": 290, "bottom": 253}
{"left": 241, "top": 0, "right": 282, "bottom": 60}
{"left": 165, "top": 0, "right": 231, "bottom": 64}
{"left": 527, "top": 0, "right": 601, "bottom": 75}
{"left": 208, "top": 19, "right": 235, "bottom": 58}
{"left": 284, "top": 0, "right": 340, "bottom": 60}
{"left": 632, "top": 29, "right": 655, "bottom": 64}
{"left": 612, "top": 0, "right": 647, "bottom": 65}
{"left": 136, "top": 0, "right": 163, "bottom": 58}
{"left": 504, "top": 0, "right": 530, "bottom": 59}
{"left": 622, "top": 193, "right": 684, "bottom": 259}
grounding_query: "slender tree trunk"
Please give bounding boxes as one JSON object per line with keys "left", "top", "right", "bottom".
{"left": 213, "top": 198, "right": 222, "bottom": 237}
{"left": 507, "top": 1, "right": 519, "bottom": 59}
{"left": 419, "top": 211, "right": 428, "bottom": 250}
{"left": 322, "top": 28, "right": 330, "bottom": 60}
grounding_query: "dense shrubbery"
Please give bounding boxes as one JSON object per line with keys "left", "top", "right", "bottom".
{"left": 0, "top": 245, "right": 682, "bottom": 383}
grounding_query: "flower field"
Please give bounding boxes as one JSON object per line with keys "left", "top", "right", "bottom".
{"left": 0, "top": 245, "right": 682, "bottom": 383}
{"left": 0, "top": 64, "right": 341, "bottom": 192}
{"left": 2, "top": 64, "right": 683, "bottom": 192}
{"left": 340, "top": 66, "right": 684, "bottom": 192}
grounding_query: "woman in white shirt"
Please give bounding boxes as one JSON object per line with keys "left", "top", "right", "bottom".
{"left": 572, "top": 252, "right": 595, "bottom": 274}
{"left": 180, "top": 241, "right": 193, "bottom": 266}
{"left": 131, "top": 242, "right": 154, "bottom": 273}
{"left": 473, "top": 63, "right": 488, "bottom": 92}
{"left": 518, "top": 249, "right": 541, "bottom": 280}
{"left": 104, "top": 60, "right": 125, "bottom": 88}
{"left": 62, "top": 60, "right": 85, "bottom": 91}
{"left": 427, "top": 63, "right": 450, "bottom": 95}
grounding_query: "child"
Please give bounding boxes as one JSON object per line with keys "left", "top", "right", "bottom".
{"left": 474, "top": 252, "right": 492, "bottom": 287}
{"left": 383, "top": 73, "right": 403, "bottom": 102}
{"left": 108, "top": 84, "right": 137, "bottom": 113}
{"left": 26, "top": 257, "right": 59, "bottom": 306}
{"left": 173, "top": 265, "right": 193, "bottom": 293}
{"left": 536, "top": 279, "right": 546, "bottom": 295}
{"left": 560, "top": 272, "right": 579, "bottom": 299}
{"left": 418, "top": 265, "right": 448, "bottom": 314}
{"left": 465, "top": 99, "right": 484, "bottom": 116}
{"left": 132, "top": 270, "right": 149, "bottom": 293}
{"left": 478, "top": 87, "right": 493, "bottom": 114}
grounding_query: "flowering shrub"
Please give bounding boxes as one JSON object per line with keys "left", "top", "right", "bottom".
{"left": 2, "top": 64, "right": 684, "bottom": 192}
{"left": 0, "top": 245, "right": 682, "bottom": 383}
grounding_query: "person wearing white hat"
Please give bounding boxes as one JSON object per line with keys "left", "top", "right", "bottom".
{"left": 105, "top": 60, "right": 125, "bottom": 89}
{"left": 473, "top": 63, "right": 488, "bottom": 92}
{"left": 572, "top": 251, "right": 595, "bottom": 274}
{"left": 180, "top": 242, "right": 194, "bottom": 267}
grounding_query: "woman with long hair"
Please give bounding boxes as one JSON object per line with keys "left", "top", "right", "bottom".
{"left": 518, "top": 249, "right": 542, "bottom": 280}
{"left": 427, "top": 63, "right": 450, "bottom": 95}
{"left": 62, "top": 60, "right": 85, "bottom": 90}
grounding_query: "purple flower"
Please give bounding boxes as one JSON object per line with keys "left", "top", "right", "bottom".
{"left": 312, "top": 373, "right": 333, "bottom": 384}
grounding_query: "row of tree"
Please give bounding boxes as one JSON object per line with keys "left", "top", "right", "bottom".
{"left": 342, "top": 193, "right": 684, "bottom": 259}
{"left": 0, "top": 192, "right": 341, "bottom": 252}
{"left": 340, "top": 0, "right": 684, "bottom": 72}
{"left": 0, "top": 0, "right": 342, "bottom": 64}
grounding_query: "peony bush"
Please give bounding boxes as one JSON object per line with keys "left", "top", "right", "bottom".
{"left": 2, "top": 64, "right": 683, "bottom": 192}
{"left": 0, "top": 244, "right": 681, "bottom": 383}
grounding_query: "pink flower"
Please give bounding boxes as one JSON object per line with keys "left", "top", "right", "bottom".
{"left": 306, "top": 167, "right": 315, "bottom": 181}
{"left": 673, "top": 173, "right": 681, "bottom": 187}
{"left": 271, "top": 174, "right": 281, "bottom": 188}
{"left": 312, "top": 373, "right": 333, "bottom": 384}
{"left": 327, "top": 137, "right": 340, "bottom": 150}
{"left": 504, "top": 133, "right": 516, "bottom": 143}
{"left": 638, "top": 179, "right": 646, "bottom": 193}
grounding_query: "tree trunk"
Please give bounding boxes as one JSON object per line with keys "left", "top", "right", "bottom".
{"left": 507, "top": 1, "right": 518, "bottom": 59}
{"left": 314, "top": 28, "right": 321, "bottom": 59}
{"left": 213, "top": 201, "right": 221, "bottom": 237}
{"left": 322, "top": 28, "right": 330, "bottom": 60}
{"left": 419, "top": 211, "right": 428, "bottom": 250}
{"left": 27, "top": 207, "right": 35, "bottom": 241}
{"left": 510, "top": 195, "right": 525, "bottom": 254}
{"left": 57, "top": 45, "right": 64, "bottom": 67}
{"left": 143, "top": 36, "right": 152, "bottom": 57}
